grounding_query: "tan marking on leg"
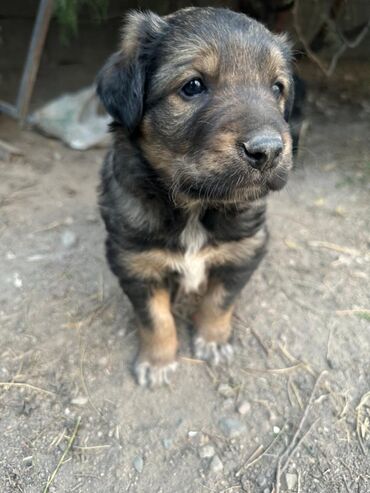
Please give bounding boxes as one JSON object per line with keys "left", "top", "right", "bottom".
{"left": 193, "top": 283, "right": 234, "bottom": 343}
{"left": 138, "top": 289, "right": 178, "bottom": 366}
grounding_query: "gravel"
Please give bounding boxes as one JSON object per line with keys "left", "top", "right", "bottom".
{"left": 219, "top": 417, "right": 247, "bottom": 438}
{"left": 209, "top": 455, "right": 224, "bottom": 473}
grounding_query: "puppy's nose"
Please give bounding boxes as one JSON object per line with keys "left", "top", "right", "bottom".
{"left": 242, "top": 133, "right": 283, "bottom": 170}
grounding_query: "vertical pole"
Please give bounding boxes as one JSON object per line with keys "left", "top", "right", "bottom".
{"left": 16, "top": 0, "right": 54, "bottom": 125}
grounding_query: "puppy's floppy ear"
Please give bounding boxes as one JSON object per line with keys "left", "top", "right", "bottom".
{"left": 96, "top": 11, "right": 167, "bottom": 132}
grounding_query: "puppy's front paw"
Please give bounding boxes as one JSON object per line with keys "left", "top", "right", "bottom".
{"left": 193, "top": 336, "right": 233, "bottom": 366}
{"left": 134, "top": 360, "right": 178, "bottom": 387}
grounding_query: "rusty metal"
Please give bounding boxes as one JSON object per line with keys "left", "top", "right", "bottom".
{"left": 0, "top": 0, "right": 54, "bottom": 124}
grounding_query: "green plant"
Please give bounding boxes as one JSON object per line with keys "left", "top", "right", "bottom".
{"left": 55, "top": 0, "right": 109, "bottom": 42}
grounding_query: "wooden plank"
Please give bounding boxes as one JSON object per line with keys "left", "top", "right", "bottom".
{"left": 16, "top": 0, "right": 54, "bottom": 124}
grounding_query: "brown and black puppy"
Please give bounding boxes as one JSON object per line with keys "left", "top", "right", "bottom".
{"left": 97, "top": 7, "right": 293, "bottom": 387}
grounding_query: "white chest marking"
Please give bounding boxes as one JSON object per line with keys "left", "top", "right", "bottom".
{"left": 177, "top": 213, "right": 208, "bottom": 293}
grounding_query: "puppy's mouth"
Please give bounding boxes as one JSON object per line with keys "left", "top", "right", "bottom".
{"left": 175, "top": 160, "right": 290, "bottom": 203}
{"left": 266, "top": 165, "right": 290, "bottom": 191}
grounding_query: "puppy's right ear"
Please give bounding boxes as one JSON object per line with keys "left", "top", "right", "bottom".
{"left": 96, "top": 11, "right": 167, "bottom": 132}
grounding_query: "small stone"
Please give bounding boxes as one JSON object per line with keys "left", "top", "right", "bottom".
{"left": 240, "top": 475, "right": 254, "bottom": 492}
{"left": 285, "top": 472, "right": 298, "bottom": 490}
{"left": 71, "top": 396, "right": 88, "bottom": 406}
{"left": 61, "top": 230, "right": 78, "bottom": 248}
{"left": 133, "top": 456, "right": 144, "bottom": 473}
{"left": 209, "top": 455, "right": 223, "bottom": 473}
{"left": 257, "top": 475, "right": 267, "bottom": 487}
{"left": 222, "top": 398, "right": 235, "bottom": 410}
{"left": 273, "top": 426, "right": 281, "bottom": 434}
{"left": 162, "top": 438, "right": 172, "bottom": 450}
{"left": 188, "top": 431, "right": 198, "bottom": 438}
{"left": 219, "top": 417, "right": 246, "bottom": 438}
{"left": 237, "top": 400, "right": 251, "bottom": 415}
{"left": 13, "top": 272, "right": 23, "bottom": 288}
{"left": 217, "top": 383, "right": 234, "bottom": 398}
{"left": 199, "top": 445, "right": 215, "bottom": 459}
{"left": 86, "top": 214, "right": 98, "bottom": 223}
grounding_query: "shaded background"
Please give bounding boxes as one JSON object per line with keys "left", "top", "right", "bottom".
{"left": 1, "top": 0, "right": 370, "bottom": 109}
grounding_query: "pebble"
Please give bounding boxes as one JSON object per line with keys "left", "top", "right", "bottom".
{"left": 222, "top": 398, "right": 235, "bottom": 410}
{"left": 86, "top": 213, "right": 98, "bottom": 223}
{"left": 209, "top": 455, "right": 223, "bottom": 473}
{"left": 240, "top": 475, "right": 254, "bottom": 492}
{"left": 162, "top": 438, "right": 173, "bottom": 450}
{"left": 13, "top": 272, "right": 23, "bottom": 288}
{"left": 71, "top": 396, "right": 88, "bottom": 406}
{"left": 285, "top": 472, "right": 298, "bottom": 490}
{"left": 219, "top": 417, "right": 246, "bottom": 438}
{"left": 199, "top": 445, "right": 215, "bottom": 459}
{"left": 237, "top": 400, "right": 251, "bottom": 415}
{"left": 217, "top": 383, "right": 234, "bottom": 398}
{"left": 133, "top": 456, "right": 144, "bottom": 473}
{"left": 256, "top": 475, "right": 268, "bottom": 487}
{"left": 61, "top": 230, "right": 78, "bottom": 248}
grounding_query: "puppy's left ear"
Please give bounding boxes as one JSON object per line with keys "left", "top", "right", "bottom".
{"left": 96, "top": 11, "right": 167, "bottom": 132}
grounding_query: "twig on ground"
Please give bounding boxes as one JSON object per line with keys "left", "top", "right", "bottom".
{"left": 278, "top": 343, "right": 316, "bottom": 377}
{"left": 234, "top": 314, "right": 269, "bottom": 355}
{"left": 336, "top": 308, "right": 370, "bottom": 316}
{"left": 290, "top": 379, "right": 304, "bottom": 410}
{"left": 242, "top": 363, "right": 303, "bottom": 375}
{"left": 79, "top": 328, "right": 102, "bottom": 417}
{"left": 355, "top": 391, "right": 370, "bottom": 455}
{"left": 308, "top": 240, "right": 360, "bottom": 257}
{"left": 180, "top": 356, "right": 206, "bottom": 365}
{"left": 326, "top": 326, "right": 334, "bottom": 367}
{"left": 43, "top": 416, "right": 81, "bottom": 493}
{"left": 273, "top": 371, "right": 327, "bottom": 493}
{"left": 249, "top": 426, "right": 285, "bottom": 469}
{"left": 0, "top": 381, "right": 55, "bottom": 396}
{"left": 72, "top": 444, "right": 110, "bottom": 451}
{"left": 235, "top": 445, "right": 263, "bottom": 477}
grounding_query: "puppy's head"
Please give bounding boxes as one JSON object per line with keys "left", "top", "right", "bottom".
{"left": 97, "top": 7, "right": 293, "bottom": 203}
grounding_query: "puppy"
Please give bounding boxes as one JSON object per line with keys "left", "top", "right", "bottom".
{"left": 97, "top": 7, "right": 293, "bottom": 387}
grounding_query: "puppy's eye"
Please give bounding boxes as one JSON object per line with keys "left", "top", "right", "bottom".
{"left": 181, "top": 78, "right": 206, "bottom": 98}
{"left": 272, "top": 82, "right": 284, "bottom": 99}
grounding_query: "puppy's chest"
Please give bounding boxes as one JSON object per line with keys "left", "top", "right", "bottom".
{"left": 176, "top": 214, "right": 209, "bottom": 293}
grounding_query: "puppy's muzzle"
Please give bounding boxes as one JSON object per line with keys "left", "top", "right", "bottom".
{"left": 241, "top": 130, "right": 283, "bottom": 171}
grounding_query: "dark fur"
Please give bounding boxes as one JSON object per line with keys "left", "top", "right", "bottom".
{"left": 97, "top": 7, "right": 293, "bottom": 386}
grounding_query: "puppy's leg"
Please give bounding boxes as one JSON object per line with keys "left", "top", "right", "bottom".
{"left": 193, "top": 281, "right": 234, "bottom": 365}
{"left": 106, "top": 241, "right": 178, "bottom": 387}
{"left": 134, "top": 287, "right": 178, "bottom": 387}
{"left": 193, "top": 256, "right": 265, "bottom": 365}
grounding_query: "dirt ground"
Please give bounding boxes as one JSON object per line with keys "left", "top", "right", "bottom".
{"left": 0, "top": 60, "right": 369, "bottom": 493}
